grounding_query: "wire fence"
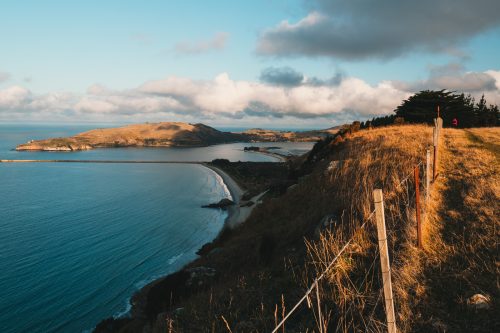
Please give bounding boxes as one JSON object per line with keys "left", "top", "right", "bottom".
{"left": 270, "top": 118, "right": 443, "bottom": 333}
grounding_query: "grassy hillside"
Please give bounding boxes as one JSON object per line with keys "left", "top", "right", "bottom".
{"left": 16, "top": 122, "right": 341, "bottom": 151}
{"left": 16, "top": 122, "right": 243, "bottom": 151}
{"left": 96, "top": 125, "right": 499, "bottom": 332}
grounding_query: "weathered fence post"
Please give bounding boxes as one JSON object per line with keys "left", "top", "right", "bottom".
{"left": 373, "top": 189, "right": 397, "bottom": 333}
{"left": 432, "top": 119, "right": 440, "bottom": 181}
{"left": 426, "top": 149, "right": 431, "bottom": 204}
{"left": 414, "top": 166, "right": 422, "bottom": 248}
{"left": 433, "top": 104, "right": 443, "bottom": 181}
{"left": 315, "top": 282, "right": 324, "bottom": 333}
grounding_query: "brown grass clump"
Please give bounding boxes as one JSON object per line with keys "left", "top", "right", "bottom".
{"left": 303, "top": 124, "right": 434, "bottom": 332}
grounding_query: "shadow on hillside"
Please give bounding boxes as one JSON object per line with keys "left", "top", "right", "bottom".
{"left": 413, "top": 161, "right": 499, "bottom": 332}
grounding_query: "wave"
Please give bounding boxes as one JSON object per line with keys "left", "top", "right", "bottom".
{"left": 107, "top": 252, "right": 186, "bottom": 321}
{"left": 210, "top": 169, "right": 232, "bottom": 200}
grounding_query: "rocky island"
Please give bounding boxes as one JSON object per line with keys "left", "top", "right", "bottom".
{"left": 15, "top": 122, "right": 341, "bottom": 151}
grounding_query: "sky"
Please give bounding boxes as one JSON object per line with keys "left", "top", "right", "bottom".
{"left": 0, "top": 0, "right": 499, "bottom": 128}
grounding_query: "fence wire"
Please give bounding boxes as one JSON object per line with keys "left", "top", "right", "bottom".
{"left": 270, "top": 126, "right": 440, "bottom": 332}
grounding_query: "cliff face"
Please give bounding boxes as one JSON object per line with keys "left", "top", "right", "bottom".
{"left": 16, "top": 122, "right": 244, "bottom": 151}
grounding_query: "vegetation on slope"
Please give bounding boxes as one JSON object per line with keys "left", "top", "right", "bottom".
{"left": 409, "top": 128, "right": 499, "bottom": 332}
{"left": 95, "top": 124, "right": 498, "bottom": 333}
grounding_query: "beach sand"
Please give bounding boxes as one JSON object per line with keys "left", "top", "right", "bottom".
{"left": 204, "top": 164, "right": 266, "bottom": 229}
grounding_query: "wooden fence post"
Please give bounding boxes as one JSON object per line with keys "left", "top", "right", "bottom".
{"left": 426, "top": 148, "right": 431, "bottom": 204}
{"left": 433, "top": 120, "right": 439, "bottom": 181}
{"left": 414, "top": 167, "right": 422, "bottom": 248}
{"left": 373, "top": 189, "right": 397, "bottom": 333}
{"left": 315, "top": 282, "right": 324, "bottom": 333}
{"left": 434, "top": 105, "right": 443, "bottom": 181}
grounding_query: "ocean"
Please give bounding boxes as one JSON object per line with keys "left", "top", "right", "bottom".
{"left": 0, "top": 124, "right": 313, "bottom": 332}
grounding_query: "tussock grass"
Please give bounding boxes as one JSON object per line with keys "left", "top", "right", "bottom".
{"left": 126, "top": 125, "right": 498, "bottom": 333}
{"left": 303, "top": 125, "right": 434, "bottom": 332}
{"left": 408, "top": 128, "right": 499, "bottom": 332}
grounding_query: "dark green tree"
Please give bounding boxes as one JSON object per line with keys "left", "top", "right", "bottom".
{"left": 393, "top": 90, "right": 498, "bottom": 128}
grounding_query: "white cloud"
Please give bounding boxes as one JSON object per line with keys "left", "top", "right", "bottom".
{"left": 0, "top": 70, "right": 498, "bottom": 124}
{"left": 0, "top": 86, "right": 32, "bottom": 109}
{"left": 175, "top": 32, "right": 229, "bottom": 55}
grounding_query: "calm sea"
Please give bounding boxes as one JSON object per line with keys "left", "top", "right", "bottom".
{"left": 0, "top": 124, "right": 313, "bottom": 332}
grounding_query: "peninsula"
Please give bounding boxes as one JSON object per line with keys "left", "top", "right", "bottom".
{"left": 15, "top": 122, "right": 340, "bottom": 151}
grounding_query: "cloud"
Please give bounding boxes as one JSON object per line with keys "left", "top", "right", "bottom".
{"left": 175, "top": 32, "right": 229, "bottom": 55}
{"left": 394, "top": 69, "right": 498, "bottom": 93}
{"left": 0, "top": 72, "right": 11, "bottom": 83}
{"left": 257, "top": 0, "right": 500, "bottom": 59}
{"left": 260, "top": 66, "right": 304, "bottom": 87}
{"left": 0, "top": 86, "right": 32, "bottom": 109}
{"left": 259, "top": 66, "right": 344, "bottom": 87}
{"left": 428, "top": 62, "right": 466, "bottom": 77}
{"left": 1, "top": 69, "right": 499, "bottom": 123}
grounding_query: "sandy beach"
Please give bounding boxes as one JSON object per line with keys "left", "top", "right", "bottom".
{"left": 204, "top": 164, "right": 266, "bottom": 229}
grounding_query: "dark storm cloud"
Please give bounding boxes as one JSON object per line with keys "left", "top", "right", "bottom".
{"left": 259, "top": 66, "right": 304, "bottom": 87}
{"left": 260, "top": 66, "right": 344, "bottom": 87}
{"left": 307, "top": 72, "right": 344, "bottom": 86}
{"left": 257, "top": 0, "right": 500, "bottom": 59}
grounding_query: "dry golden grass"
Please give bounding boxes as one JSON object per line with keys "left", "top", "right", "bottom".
{"left": 303, "top": 124, "right": 435, "bottom": 332}
{"left": 133, "top": 125, "right": 498, "bottom": 333}
{"left": 306, "top": 126, "right": 499, "bottom": 332}
{"left": 173, "top": 125, "right": 436, "bottom": 332}
{"left": 76, "top": 122, "right": 197, "bottom": 141}
{"left": 19, "top": 122, "right": 262, "bottom": 151}
{"left": 408, "top": 128, "right": 499, "bottom": 332}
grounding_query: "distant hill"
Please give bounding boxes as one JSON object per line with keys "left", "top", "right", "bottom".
{"left": 240, "top": 126, "right": 341, "bottom": 142}
{"left": 16, "top": 122, "right": 341, "bottom": 151}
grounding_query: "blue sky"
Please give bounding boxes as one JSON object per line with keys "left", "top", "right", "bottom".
{"left": 0, "top": 0, "right": 499, "bottom": 127}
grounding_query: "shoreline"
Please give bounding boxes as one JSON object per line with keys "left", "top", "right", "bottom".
{"left": 245, "top": 149, "right": 287, "bottom": 162}
{"left": 203, "top": 163, "right": 270, "bottom": 230}
{"left": 100, "top": 161, "right": 270, "bottom": 330}
{"left": 203, "top": 164, "right": 244, "bottom": 204}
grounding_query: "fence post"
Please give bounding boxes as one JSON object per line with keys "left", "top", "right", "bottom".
{"left": 414, "top": 166, "right": 422, "bottom": 248}
{"left": 426, "top": 149, "right": 431, "bottom": 204}
{"left": 373, "top": 189, "right": 397, "bottom": 333}
{"left": 315, "top": 282, "right": 324, "bottom": 333}
{"left": 433, "top": 104, "right": 443, "bottom": 181}
{"left": 433, "top": 120, "right": 439, "bottom": 181}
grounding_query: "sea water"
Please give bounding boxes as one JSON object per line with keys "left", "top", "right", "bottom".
{"left": 0, "top": 124, "right": 313, "bottom": 332}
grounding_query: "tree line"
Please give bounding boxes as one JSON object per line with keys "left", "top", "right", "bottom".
{"left": 360, "top": 90, "right": 499, "bottom": 128}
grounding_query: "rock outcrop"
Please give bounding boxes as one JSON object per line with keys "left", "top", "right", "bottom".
{"left": 201, "top": 198, "right": 235, "bottom": 210}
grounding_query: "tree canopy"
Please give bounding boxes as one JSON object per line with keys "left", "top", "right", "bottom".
{"left": 394, "top": 90, "right": 498, "bottom": 127}
{"left": 362, "top": 90, "right": 498, "bottom": 128}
